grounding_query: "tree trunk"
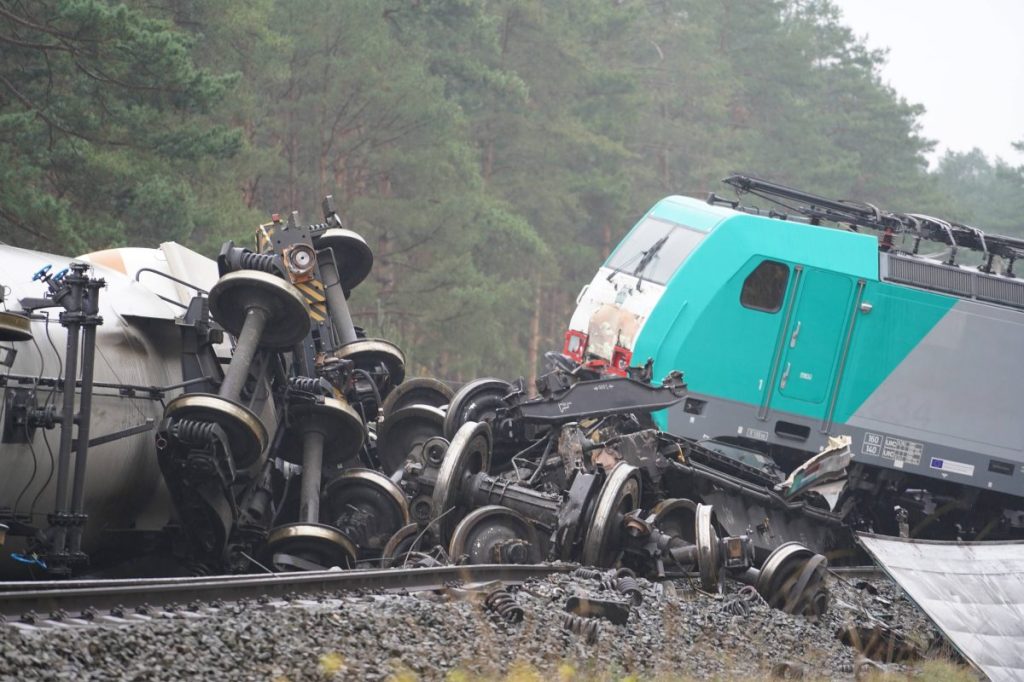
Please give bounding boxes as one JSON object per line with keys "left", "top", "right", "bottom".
{"left": 286, "top": 112, "right": 297, "bottom": 210}
{"left": 437, "top": 348, "right": 450, "bottom": 383}
{"left": 527, "top": 284, "right": 542, "bottom": 397}
{"left": 376, "top": 173, "right": 395, "bottom": 299}
{"left": 318, "top": 136, "right": 328, "bottom": 201}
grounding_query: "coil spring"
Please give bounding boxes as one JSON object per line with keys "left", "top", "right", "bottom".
{"left": 172, "top": 419, "right": 217, "bottom": 445}
{"left": 484, "top": 589, "right": 523, "bottom": 624}
{"left": 738, "top": 584, "right": 763, "bottom": 603}
{"left": 721, "top": 593, "right": 751, "bottom": 617}
{"left": 572, "top": 567, "right": 605, "bottom": 580}
{"left": 289, "top": 376, "right": 331, "bottom": 396}
{"left": 561, "top": 613, "right": 600, "bottom": 644}
{"left": 599, "top": 576, "right": 617, "bottom": 591}
{"left": 238, "top": 249, "right": 278, "bottom": 273}
{"left": 614, "top": 575, "right": 643, "bottom": 606}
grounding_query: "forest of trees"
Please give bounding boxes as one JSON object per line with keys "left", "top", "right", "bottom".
{"left": 2, "top": 0, "right": 1022, "bottom": 380}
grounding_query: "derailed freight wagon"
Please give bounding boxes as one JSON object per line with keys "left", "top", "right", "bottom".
{"left": 565, "top": 175, "right": 1024, "bottom": 539}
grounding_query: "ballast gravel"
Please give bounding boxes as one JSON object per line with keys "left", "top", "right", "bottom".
{"left": 0, "top": 572, "right": 945, "bottom": 681}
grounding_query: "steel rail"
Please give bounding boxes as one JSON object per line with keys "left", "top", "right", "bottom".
{"left": 0, "top": 563, "right": 574, "bottom": 620}
{"left": 828, "top": 565, "right": 884, "bottom": 580}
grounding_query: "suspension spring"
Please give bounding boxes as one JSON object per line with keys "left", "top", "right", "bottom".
{"left": 483, "top": 589, "right": 523, "bottom": 624}
{"left": 171, "top": 419, "right": 217, "bottom": 445}
{"left": 572, "top": 567, "right": 605, "bottom": 581}
{"left": 614, "top": 575, "right": 643, "bottom": 606}
{"left": 289, "top": 376, "right": 330, "bottom": 396}
{"left": 721, "top": 593, "right": 751, "bottom": 617}
{"left": 561, "top": 613, "right": 600, "bottom": 644}
{"left": 237, "top": 250, "right": 278, "bottom": 273}
{"left": 737, "top": 584, "right": 763, "bottom": 603}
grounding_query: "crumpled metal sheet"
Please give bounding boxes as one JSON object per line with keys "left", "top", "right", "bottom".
{"left": 858, "top": 532, "right": 1024, "bottom": 681}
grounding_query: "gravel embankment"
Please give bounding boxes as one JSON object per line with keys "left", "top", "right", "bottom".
{"left": 0, "top": 572, "right": 941, "bottom": 681}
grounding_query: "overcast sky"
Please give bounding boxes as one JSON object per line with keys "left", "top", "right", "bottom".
{"left": 832, "top": 0, "right": 1024, "bottom": 167}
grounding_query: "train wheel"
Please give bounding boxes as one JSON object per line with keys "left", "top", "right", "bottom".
{"left": 431, "top": 421, "right": 492, "bottom": 546}
{"left": 380, "top": 377, "right": 454, "bottom": 420}
{"left": 376, "top": 405, "right": 445, "bottom": 475}
{"left": 262, "top": 522, "right": 358, "bottom": 571}
{"left": 581, "top": 463, "right": 642, "bottom": 568}
{"left": 443, "top": 378, "right": 512, "bottom": 440}
{"left": 449, "top": 505, "right": 542, "bottom": 565}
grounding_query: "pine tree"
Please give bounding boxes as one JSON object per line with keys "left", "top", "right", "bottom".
{"left": 0, "top": 0, "right": 242, "bottom": 251}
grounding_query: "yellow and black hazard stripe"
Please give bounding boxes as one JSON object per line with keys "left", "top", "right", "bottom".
{"left": 294, "top": 278, "right": 328, "bottom": 323}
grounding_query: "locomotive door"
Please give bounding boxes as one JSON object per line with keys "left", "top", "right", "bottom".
{"left": 775, "top": 268, "right": 853, "bottom": 404}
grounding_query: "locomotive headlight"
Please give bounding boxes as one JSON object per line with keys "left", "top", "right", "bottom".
{"left": 563, "top": 330, "right": 588, "bottom": 362}
{"left": 611, "top": 345, "right": 632, "bottom": 374}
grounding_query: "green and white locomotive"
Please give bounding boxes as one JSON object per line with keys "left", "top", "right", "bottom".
{"left": 565, "top": 175, "right": 1024, "bottom": 539}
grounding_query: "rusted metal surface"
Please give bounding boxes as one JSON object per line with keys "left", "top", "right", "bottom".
{"left": 858, "top": 532, "right": 1024, "bottom": 681}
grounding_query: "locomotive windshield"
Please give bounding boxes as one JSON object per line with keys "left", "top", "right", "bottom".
{"left": 604, "top": 216, "right": 705, "bottom": 285}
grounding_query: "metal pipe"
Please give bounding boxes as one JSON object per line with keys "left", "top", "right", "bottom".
{"left": 300, "top": 430, "right": 325, "bottom": 524}
{"left": 466, "top": 472, "right": 561, "bottom": 527}
{"left": 68, "top": 280, "right": 102, "bottom": 554}
{"left": 318, "top": 255, "right": 357, "bottom": 346}
{"left": 667, "top": 542, "right": 699, "bottom": 566}
{"left": 219, "top": 306, "right": 268, "bottom": 400}
{"left": 51, "top": 283, "right": 84, "bottom": 556}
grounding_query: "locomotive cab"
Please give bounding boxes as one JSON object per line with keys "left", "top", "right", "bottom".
{"left": 564, "top": 196, "right": 723, "bottom": 373}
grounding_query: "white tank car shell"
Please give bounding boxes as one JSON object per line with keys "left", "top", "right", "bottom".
{"left": 0, "top": 243, "right": 217, "bottom": 577}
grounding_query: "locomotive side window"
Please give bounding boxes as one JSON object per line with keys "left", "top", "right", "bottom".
{"left": 741, "top": 260, "right": 789, "bottom": 312}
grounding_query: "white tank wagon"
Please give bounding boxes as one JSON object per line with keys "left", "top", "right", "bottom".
{"left": 0, "top": 243, "right": 220, "bottom": 577}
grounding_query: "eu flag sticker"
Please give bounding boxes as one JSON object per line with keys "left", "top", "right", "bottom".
{"left": 929, "top": 457, "right": 975, "bottom": 477}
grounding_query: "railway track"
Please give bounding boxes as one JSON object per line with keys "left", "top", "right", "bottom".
{"left": 0, "top": 562, "right": 886, "bottom": 632}
{"left": 0, "top": 563, "right": 574, "bottom": 630}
